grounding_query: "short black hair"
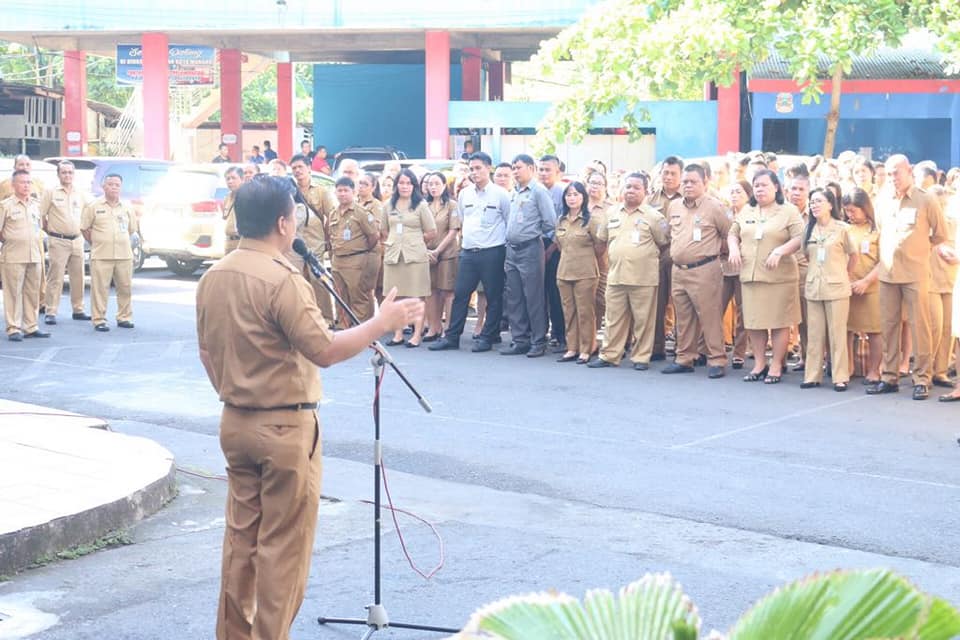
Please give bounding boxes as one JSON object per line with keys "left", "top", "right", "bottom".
{"left": 539, "top": 154, "right": 561, "bottom": 167}
{"left": 662, "top": 156, "right": 684, "bottom": 169}
{"left": 263, "top": 140, "right": 272, "bottom": 147}
{"left": 335, "top": 177, "right": 355, "bottom": 189}
{"left": 785, "top": 163, "right": 810, "bottom": 179}
{"left": 289, "top": 154, "right": 309, "bottom": 167}
{"left": 495, "top": 162, "right": 512, "bottom": 171}
{"left": 683, "top": 163, "right": 706, "bottom": 182}
{"left": 512, "top": 153, "right": 536, "bottom": 167}
{"left": 12, "top": 169, "right": 30, "bottom": 180}
{"left": 103, "top": 172, "right": 123, "bottom": 183}
{"left": 218, "top": 143, "right": 228, "bottom": 151}
{"left": 624, "top": 172, "right": 650, "bottom": 191}
{"left": 749, "top": 169, "right": 785, "bottom": 206}
{"left": 235, "top": 176, "right": 295, "bottom": 239}
{"left": 224, "top": 166, "right": 244, "bottom": 179}
{"left": 469, "top": 151, "right": 493, "bottom": 166}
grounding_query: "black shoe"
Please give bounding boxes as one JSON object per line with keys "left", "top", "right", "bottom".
{"left": 470, "top": 340, "right": 491, "bottom": 353}
{"left": 402, "top": 325, "right": 414, "bottom": 336}
{"left": 551, "top": 344, "right": 568, "bottom": 354}
{"left": 557, "top": 353, "right": 578, "bottom": 362}
{"left": 72, "top": 312, "right": 92, "bottom": 321}
{"left": 404, "top": 340, "right": 420, "bottom": 348}
{"left": 587, "top": 359, "right": 614, "bottom": 368}
{"left": 8, "top": 332, "right": 23, "bottom": 342}
{"left": 38, "top": 305, "right": 46, "bottom": 315}
{"left": 731, "top": 358, "right": 744, "bottom": 370}
{"left": 694, "top": 354, "right": 707, "bottom": 367}
{"left": 633, "top": 362, "right": 649, "bottom": 371}
{"left": 422, "top": 334, "right": 440, "bottom": 343}
{"left": 500, "top": 344, "right": 530, "bottom": 356}
{"left": 650, "top": 352, "right": 666, "bottom": 361}
{"left": 95, "top": 323, "right": 110, "bottom": 332}
{"left": 386, "top": 338, "right": 405, "bottom": 346}
{"left": 491, "top": 335, "right": 503, "bottom": 345}
{"left": 932, "top": 376, "right": 954, "bottom": 389}
{"left": 44, "top": 315, "right": 57, "bottom": 325}
{"left": 526, "top": 345, "right": 546, "bottom": 358}
{"left": 707, "top": 366, "right": 725, "bottom": 379}
{"left": 662, "top": 363, "right": 694, "bottom": 374}
{"left": 912, "top": 384, "right": 930, "bottom": 401}
{"left": 24, "top": 330, "right": 51, "bottom": 338}
{"left": 834, "top": 382, "right": 848, "bottom": 392}
{"left": 866, "top": 381, "right": 899, "bottom": 395}
{"left": 938, "top": 393, "right": 960, "bottom": 403}
{"left": 428, "top": 337, "right": 459, "bottom": 351}
{"left": 800, "top": 381, "right": 821, "bottom": 389}
{"left": 117, "top": 320, "right": 135, "bottom": 329}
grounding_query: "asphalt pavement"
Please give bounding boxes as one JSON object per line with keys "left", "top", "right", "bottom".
{"left": 0, "top": 262, "right": 958, "bottom": 639}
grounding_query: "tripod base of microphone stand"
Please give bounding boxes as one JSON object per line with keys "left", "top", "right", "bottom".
{"left": 318, "top": 603, "right": 460, "bottom": 636}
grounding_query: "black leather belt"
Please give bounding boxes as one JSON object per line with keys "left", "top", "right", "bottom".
{"left": 462, "top": 244, "right": 504, "bottom": 253}
{"left": 48, "top": 231, "right": 78, "bottom": 240}
{"left": 335, "top": 249, "right": 371, "bottom": 258}
{"left": 675, "top": 255, "right": 718, "bottom": 270}
{"left": 228, "top": 402, "right": 318, "bottom": 411}
{"left": 507, "top": 237, "right": 539, "bottom": 250}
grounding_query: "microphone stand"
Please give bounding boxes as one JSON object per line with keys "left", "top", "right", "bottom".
{"left": 302, "top": 255, "right": 459, "bottom": 638}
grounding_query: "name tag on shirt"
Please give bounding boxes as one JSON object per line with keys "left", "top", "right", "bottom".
{"left": 118, "top": 216, "right": 128, "bottom": 233}
{"left": 608, "top": 218, "right": 621, "bottom": 229}
{"left": 692, "top": 227, "right": 702, "bottom": 242}
{"left": 860, "top": 239, "right": 871, "bottom": 254}
{"left": 343, "top": 228, "right": 352, "bottom": 241}
{"left": 754, "top": 225, "right": 764, "bottom": 241}
{"left": 396, "top": 223, "right": 403, "bottom": 235}
{"left": 898, "top": 208, "right": 917, "bottom": 225}
{"left": 817, "top": 246, "right": 826, "bottom": 263}
{"left": 631, "top": 229, "right": 641, "bottom": 245}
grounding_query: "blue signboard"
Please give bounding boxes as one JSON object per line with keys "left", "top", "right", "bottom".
{"left": 116, "top": 44, "right": 217, "bottom": 86}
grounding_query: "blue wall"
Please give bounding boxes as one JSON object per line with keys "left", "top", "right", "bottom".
{"left": 752, "top": 92, "right": 960, "bottom": 168}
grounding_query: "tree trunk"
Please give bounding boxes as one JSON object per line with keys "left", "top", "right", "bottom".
{"left": 823, "top": 65, "right": 843, "bottom": 159}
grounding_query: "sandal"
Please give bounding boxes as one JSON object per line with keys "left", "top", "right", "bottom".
{"left": 743, "top": 366, "right": 769, "bottom": 382}
{"left": 763, "top": 373, "right": 782, "bottom": 384}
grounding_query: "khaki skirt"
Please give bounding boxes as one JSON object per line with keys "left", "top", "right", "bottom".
{"left": 383, "top": 259, "right": 431, "bottom": 298}
{"left": 429, "top": 256, "right": 458, "bottom": 291}
{"left": 741, "top": 281, "right": 801, "bottom": 330}
{"left": 848, "top": 291, "right": 881, "bottom": 333}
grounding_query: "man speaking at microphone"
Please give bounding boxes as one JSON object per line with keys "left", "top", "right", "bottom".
{"left": 196, "top": 176, "right": 423, "bottom": 640}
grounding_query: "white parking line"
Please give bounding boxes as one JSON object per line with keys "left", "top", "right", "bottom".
{"left": 21, "top": 347, "right": 62, "bottom": 380}
{"left": 92, "top": 344, "right": 123, "bottom": 369}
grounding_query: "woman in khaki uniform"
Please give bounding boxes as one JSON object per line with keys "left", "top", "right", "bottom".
{"left": 940, "top": 195, "right": 960, "bottom": 403}
{"left": 721, "top": 180, "right": 752, "bottom": 369}
{"left": 423, "top": 172, "right": 461, "bottom": 341}
{"left": 222, "top": 167, "right": 243, "bottom": 254}
{"left": 382, "top": 168, "right": 437, "bottom": 347}
{"left": 800, "top": 189, "right": 858, "bottom": 391}
{"left": 843, "top": 188, "right": 883, "bottom": 384}
{"left": 928, "top": 186, "right": 959, "bottom": 388}
{"left": 586, "top": 172, "right": 613, "bottom": 331}
{"left": 556, "top": 181, "right": 606, "bottom": 363}
{"left": 727, "top": 169, "right": 804, "bottom": 384}
{"left": 358, "top": 173, "right": 385, "bottom": 303}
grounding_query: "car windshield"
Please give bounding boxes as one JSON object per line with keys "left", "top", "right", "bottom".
{"left": 149, "top": 171, "right": 221, "bottom": 202}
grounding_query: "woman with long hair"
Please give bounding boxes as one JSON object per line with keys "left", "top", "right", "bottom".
{"left": 423, "top": 171, "right": 461, "bottom": 341}
{"left": 800, "top": 188, "right": 857, "bottom": 391}
{"left": 843, "top": 188, "right": 883, "bottom": 384}
{"left": 721, "top": 179, "right": 752, "bottom": 369}
{"left": 726, "top": 169, "right": 805, "bottom": 384}
{"left": 555, "top": 181, "right": 605, "bottom": 363}
{"left": 586, "top": 171, "right": 613, "bottom": 330}
{"left": 381, "top": 168, "right": 438, "bottom": 347}
{"left": 358, "top": 172, "right": 385, "bottom": 303}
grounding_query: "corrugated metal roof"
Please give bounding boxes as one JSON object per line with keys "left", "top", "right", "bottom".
{"left": 750, "top": 49, "right": 959, "bottom": 80}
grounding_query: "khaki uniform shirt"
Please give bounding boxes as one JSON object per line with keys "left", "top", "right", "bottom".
{"left": 877, "top": 186, "right": 946, "bottom": 284}
{"left": 667, "top": 195, "right": 730, "bottom": 266}
{"left": 297, "top": 183, "right": 336, "bottom": 253}
{"left": 329, "top": 202, "right": 380, "bottom": 256}
{"left": 804, "top": 219, "right": 856, "bottom": 301}
{"left": 426, "top": 200, "right": 462, "bottom": 259}
{"left": 848, "top": 222, "right": 880, "bottom": 294}
{"left": 196, "top": 238, "right": 334, "bottom": 408}
{"left": 81, "top": 197, "right": 136, "bottom": 260}
{"left": 598, "top": 203, "right": 669, "bottom": 287}
{"left": 382, "top": 200, "right": 437, "bottom": 265}
{"left": 720, "top": 207, "right": 741, "bottom": 276}
{"left": 929, "top": 198, "right": 958, "bottom": 294}
{"left": 556, "top": 210, "right": 605, "bottom": 280}
{"left": 645, "top": 189, "right": 681, "bottom": 259}
{"left": 729, "top": 202, "right": 804, "bottom": 284}
{"left": 0, "top": 196, "right": 42, "bottom": 263}
{"left": 223, "top": 191, "right": 239, "bottom": 238}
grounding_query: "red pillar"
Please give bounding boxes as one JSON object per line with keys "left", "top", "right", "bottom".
{"left": 220, "top": 49, "right": 243, "bottom": 162}
{"left": 425, "top": 31, "right": 450, "bottom": 159}
{"left": 461, "top": 47, "right": 482, "bottom": 101}
{"left": 62, "top": 50, "right": 87, "bottom": 156}
{"left": 277, "top": 62, "right": 293, "bottom": 162}
{"left": 488, "top": 61, "right": 505, "bottom": 101}
{"left": 142, "top": 33, "right": 170, "bottom": 159}
{"left": 717, "top": 72, "right": 741, "bottom": 154}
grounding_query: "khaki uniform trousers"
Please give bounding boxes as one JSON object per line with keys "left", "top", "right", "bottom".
{"left": 672, "top": 260, "right": 726, "bottom": 367}
{"left": 558, "top": 277, "right": 598, "bottom": 355}
{"left": 90, "top": 259, "right": 133, "bottom": 325}
{"left": 721, "top": 275, "right": 747, "bottom": 360}
{"left": 795, "top": 264, "right": 808, "bottom": 361}
{"left": 601, "top": 284, "right": 658, "bottom": 365}
{"left": 332, "top": 252, "right": 379, "bottom": 325}
{"left": 2, "top": 261, "right": 41, "bottom": 334}
{"left": 45, "top": 237, "right": 85, "bottom": 315}
{"left": 37, "top": 238, "right": 47, "bottom": 311}
{"left": 930, "top": 291, "right": 954, "bottom": 379}
{"left": 595, "top": 259, "right": 608, "bottom": 330}
{"left": 217, "top": 407, "right": 321, "bottom": 640}
{"left": 880, "top": 280, "right": 933, "bottom": 386}
{"left": 653, "top": 257, "right": 673, "bottom": 355}
{"left": 804, "top": 297, "right": 851, "bottom": 384}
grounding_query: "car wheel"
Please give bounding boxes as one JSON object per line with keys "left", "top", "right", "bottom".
{"left": 165, "top": 258, "right": 204, "bottom": 277}
{"left": 131, "top": 233, "right": 145, "bottom": 271}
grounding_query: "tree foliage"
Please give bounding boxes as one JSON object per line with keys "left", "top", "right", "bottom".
{"left": 532, "top": 0, "right": 960, "bottom": 155}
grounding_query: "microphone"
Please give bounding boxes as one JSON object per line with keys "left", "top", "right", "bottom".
{"left": 292, "top": 238, "right": 328, "bottom": 276}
